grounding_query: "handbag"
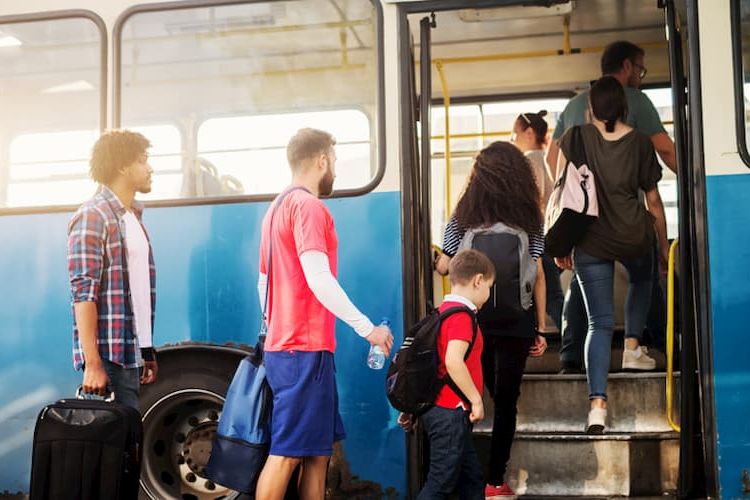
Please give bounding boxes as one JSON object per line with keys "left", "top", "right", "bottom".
{"left": 544, "top": 125, "right": 599, "bottom": 257}
{"left": 204, "top": 187, "right": 306, "bottom": 493}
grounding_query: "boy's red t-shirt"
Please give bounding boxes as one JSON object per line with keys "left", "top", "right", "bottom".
{"left": 434, "top": 299, "right": 484, "bottom": 409}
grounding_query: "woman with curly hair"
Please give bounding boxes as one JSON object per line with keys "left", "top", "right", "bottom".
{"left": 436, "top": 141, "right": 548, "bottom": 498}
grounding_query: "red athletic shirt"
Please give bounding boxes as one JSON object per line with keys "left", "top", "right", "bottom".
{"left": 434, "top": 298, "right": 484, "bottom": 409}
{"left": 259, "top": 188, "right": 338, "bottom": 352}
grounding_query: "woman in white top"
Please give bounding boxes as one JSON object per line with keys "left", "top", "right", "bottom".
{"left": 510, "top": 110, "right": 563, "bottom": 335}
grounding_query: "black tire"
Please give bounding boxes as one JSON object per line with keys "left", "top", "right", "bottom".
{"left": 138, "top": 348, "right": 244, "bottom": 500}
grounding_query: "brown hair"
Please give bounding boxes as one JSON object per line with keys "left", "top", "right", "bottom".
{"left": 286, "top": 128, "right": 336, "bottom": 171}
{"left": 454, "top": 141, "right": 542, "bottom": 235}
{"left": 590, "top": 76, "right": 628, "bottom": 133}
{"left": 516, "top": 110, "right": 548, "bottom": 146}
{"left": 89, "top": 130, "right": 151, "bottom": 185}
{"left": 449, "top": 249, "right": 495, "bottom": 286}
{"left": 601, "top": 40, "right": 645, "bottom": 75}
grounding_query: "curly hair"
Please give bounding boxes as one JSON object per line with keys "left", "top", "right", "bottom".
{"left": 454, "top": 141, "right": 542, "bottom": 235}
{"left": 90, "top": 130, "right": 151, "bottom": 185}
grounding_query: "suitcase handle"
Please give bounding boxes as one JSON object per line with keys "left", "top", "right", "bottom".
{"left": 76, "top": 386, "right": 116, "bottom": 402}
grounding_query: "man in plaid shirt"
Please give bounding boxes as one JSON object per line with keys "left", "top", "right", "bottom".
{"left": 67, "top": 130, "right": 158, "bottom": 410}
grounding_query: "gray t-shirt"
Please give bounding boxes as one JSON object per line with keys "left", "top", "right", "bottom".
{"left": 553, "top": 86, "right": 667, "bottom": 140}
{"left": 560, "top": 124, "right": 662, "bottom": 260}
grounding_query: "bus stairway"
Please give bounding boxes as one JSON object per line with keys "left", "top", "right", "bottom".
{"left": 473, "top": 332, "right": 680, "bottom": 497}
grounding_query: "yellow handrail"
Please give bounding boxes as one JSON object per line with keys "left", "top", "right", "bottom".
{"left": 666, "top": 239, "right": 681, "bottom": 432}
{"left": 431, "top": 244, "right": 451, "bottom": 298}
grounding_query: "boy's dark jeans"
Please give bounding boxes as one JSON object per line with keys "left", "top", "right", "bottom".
{"left": 483, "top": 335, "right": 534, "bottom": 485}
{"left": 417, "top": 406, "right": 484, "bottom": 500}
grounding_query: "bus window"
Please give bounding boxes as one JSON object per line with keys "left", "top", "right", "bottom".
{"left": 197, "top": 110, "right": 370, "bottom": 196}
{"left": 8, "top": 130, "right": 98, "bottom": 207}
{"left": 430, "top": 97, "right": 568, "bottom": 242}
{"left": 0, "top": 16, "right": 104, "bottom": 209}
{"left": 117, "top": 0, "right": 379, "bottom": 200}
{"left": 642, "top": 87, "right": 678, "bottom": 240}
{"left": 430, "top": 93, "right": 678, "bottom": 242}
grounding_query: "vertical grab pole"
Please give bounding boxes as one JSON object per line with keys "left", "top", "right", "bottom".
{"left": 435, "top": 59, "right": 451, "bottom": 295}
{"left": 666, "top": 239, "right": 681, "bottom": 432}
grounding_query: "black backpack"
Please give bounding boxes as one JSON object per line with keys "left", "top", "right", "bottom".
{"left": 385, "top": 306, "right": 478, "bottom": 416}
{"left": 458, "top": 223, "right": 538, "bottom": 327}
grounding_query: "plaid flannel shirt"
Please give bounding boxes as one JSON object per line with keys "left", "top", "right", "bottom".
{"left": 68, "top": 185, "right": 156, "bottom": 370}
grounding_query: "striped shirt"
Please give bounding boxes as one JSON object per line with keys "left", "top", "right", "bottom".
{"left": 441, "top": 215, "right": 545, "bottom": 259}
{"left": 67, "top": 185, "right": 156, "bottom": 370}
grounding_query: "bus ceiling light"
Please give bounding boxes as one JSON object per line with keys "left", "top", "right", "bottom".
{"left": 0, "top": 35, "right": 22, "bottom": 48}
{"left": 458, "top": 1, "right": 573, "bottom": 22}
{"left": 42, "top": 80, "right": 95, "bottom": 94}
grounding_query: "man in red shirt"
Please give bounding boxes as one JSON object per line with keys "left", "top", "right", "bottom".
{"left": 255, "top": 128, "right": 393, "bottom": 500}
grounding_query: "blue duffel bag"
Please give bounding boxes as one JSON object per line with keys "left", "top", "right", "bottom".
{"left": 205, "top": 187, "right": 304, "bottom": 493}
{"left": 204, "top": 346, "right": 272, "bottom": 494}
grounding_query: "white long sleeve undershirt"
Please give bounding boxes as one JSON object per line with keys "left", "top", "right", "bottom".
{"left": 257, "top": 250, "right": 374, "bottom": 337}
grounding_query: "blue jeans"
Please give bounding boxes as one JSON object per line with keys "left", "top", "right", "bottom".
{"left": 84, "top": 360, "right": 140, "bottom": 410}
{"left": 542, "top": 253, "right": 564, "bottom": 332}
{"left": 574, "top": 249, "right": 653, "bottom": 400}
{"left": 417, "top": 406, "right": 484, "bottom": 500}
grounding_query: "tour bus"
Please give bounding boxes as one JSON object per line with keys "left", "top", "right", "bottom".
{"left": 0, "top": 0, "right": 747, "bottom": 498}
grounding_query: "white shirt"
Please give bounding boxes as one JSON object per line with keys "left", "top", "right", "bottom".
{"left": 442, "top": 293, "right": 478, "bottom": 311}
{"left": 123, "top": 210, "right": 153, "bottom": 349}
{"left": 525, "top": 149, "right": 554, "bottom": 209}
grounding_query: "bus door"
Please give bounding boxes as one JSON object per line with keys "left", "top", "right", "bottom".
{"left": 660, "top": 1, "right": 709, "bottom": 497}
{"left": 398, "top": 11, "right": 436, "bottom": 498}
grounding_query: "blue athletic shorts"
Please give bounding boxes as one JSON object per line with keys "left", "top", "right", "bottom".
{"left": 264, "top": 350, "right": 346, "bottom": 457}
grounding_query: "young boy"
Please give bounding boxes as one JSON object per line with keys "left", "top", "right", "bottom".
{"left": 400, "top": 249, "right": 495, "bottom": 500}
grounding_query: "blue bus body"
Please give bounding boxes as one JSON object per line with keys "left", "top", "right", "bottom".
{"left": 0, "top": 191, "right": 406, "bottom": 496}
{"left": 705, "top": 173, "right": 750, "bottom": 498}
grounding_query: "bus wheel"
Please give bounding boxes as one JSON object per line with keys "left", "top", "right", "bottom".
{"left": 138, "top": 348, "right": 245, "bottom": 500}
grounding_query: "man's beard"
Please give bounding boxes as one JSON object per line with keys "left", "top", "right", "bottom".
{"left": 318, "top": 168, "right": 334, "bottom": 197}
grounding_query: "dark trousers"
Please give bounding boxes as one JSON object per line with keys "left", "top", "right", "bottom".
{"left": 560, "top": 273, "right": 588, "bottom": 369}
{"left": 542, "top": 253, "right": 564, "bottom": 331}
{"left": 417, "top": 406, "right": 484, "bottom": 500}
{"left": 482, "top": 335, "right": 534, "bottom": 485}
{"left": 644, "top": 242, "right": 667, "bottom": 352}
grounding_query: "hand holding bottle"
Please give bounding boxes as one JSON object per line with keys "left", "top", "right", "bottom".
{"left": 367, "top": 319, "right": 393, "bottom": 369}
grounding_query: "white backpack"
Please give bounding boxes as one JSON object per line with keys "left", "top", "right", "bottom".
{"left": 544, "top": 126, "right": 599, "bottom": 257}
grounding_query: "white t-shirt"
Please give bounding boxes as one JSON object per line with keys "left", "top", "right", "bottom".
{"left": 123, "top": 210, "right": 152, "bottom": 349}
{"left": 526, "top": 149, "right": 554, "bottom": 210}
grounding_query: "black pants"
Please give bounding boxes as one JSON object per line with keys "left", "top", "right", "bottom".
{"left": 482, "top": 335, "right": 534, "bottom": 485}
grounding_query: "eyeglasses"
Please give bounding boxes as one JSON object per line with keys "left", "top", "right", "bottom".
{"left": 632, "top": 61, "right": 647, "bottom": 80}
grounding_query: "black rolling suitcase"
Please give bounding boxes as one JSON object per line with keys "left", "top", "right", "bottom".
{"left": 29, "top": 388, "right": 143, "bottom": 500}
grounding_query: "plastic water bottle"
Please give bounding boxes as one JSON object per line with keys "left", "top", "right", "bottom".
{"left": 367, "top": 318, "right": 390, "bottom": 370}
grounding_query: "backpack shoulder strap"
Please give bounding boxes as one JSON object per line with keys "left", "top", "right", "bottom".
{"left": 569, "top": 125, "right": 589, "bottom": 168}
{"left": 439, "top": 305, "right": 479, "bottom": 410}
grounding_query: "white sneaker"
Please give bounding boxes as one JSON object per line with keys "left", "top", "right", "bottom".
{"left": 586, "top": 407, "right": 607, "bottom": 434}
{"left": 622, "top": 346, "right": 656, "bottom": 371}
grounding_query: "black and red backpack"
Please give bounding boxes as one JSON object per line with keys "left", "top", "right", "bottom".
{"left": 385, "top": 305, "right": 477, "bottom": 416}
